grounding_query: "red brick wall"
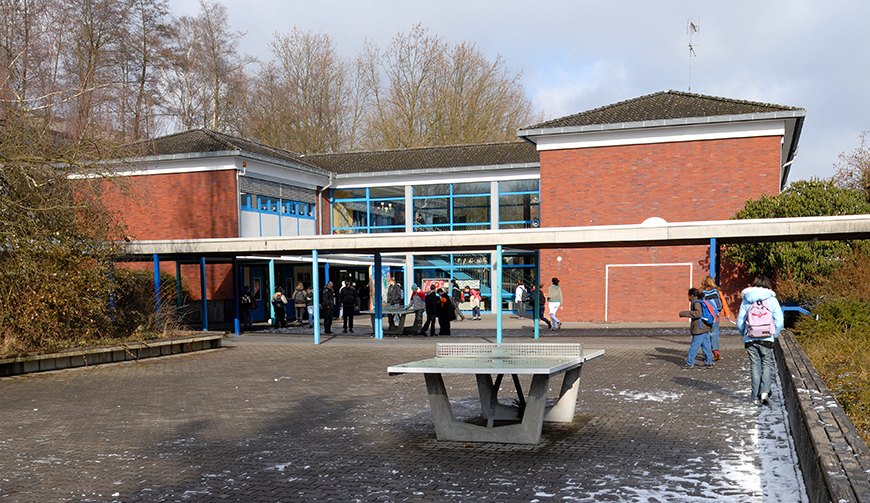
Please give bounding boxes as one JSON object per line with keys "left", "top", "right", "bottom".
{"left": 99, "top": 170, "right": 240, "bottom": 300}
{"left": 540, "top": 136, "right": 781, "bottom": 322}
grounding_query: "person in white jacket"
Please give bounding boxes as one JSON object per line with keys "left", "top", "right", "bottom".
{"left": 736, "top": 275, "right": 784, "bottom": 406}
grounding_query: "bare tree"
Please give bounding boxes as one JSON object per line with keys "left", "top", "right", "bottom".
{"left": 114, "top": 0, "right": 172, "bottom": 139}
{"left": 245, "top": 28, "right": 350, "bottom": 154}
{"left": 358, "top": 24, "right": 541, "bottom": 150}
{"left": 161, "top": 0, "right": 253, "bottom": 133}
{"left": 833, "top": 131, "right": 870, "bottom": 202}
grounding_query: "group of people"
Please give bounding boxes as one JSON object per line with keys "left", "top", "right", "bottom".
{"left": 514, "top": 278, "right": 563, "bottom": 330}
{"left": 417, "top": 280, "right": 480, "bottom": 336}
{"left": 679, "top": 274, "right": 784, "bottom": 406}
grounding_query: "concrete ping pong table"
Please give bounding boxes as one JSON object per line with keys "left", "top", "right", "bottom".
{"left": 388, "top": 343, "right": 604, "bottom": 444}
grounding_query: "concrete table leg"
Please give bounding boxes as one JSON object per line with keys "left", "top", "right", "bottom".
{"left": 424, "top": 372, "right": 552, "bottom": 444}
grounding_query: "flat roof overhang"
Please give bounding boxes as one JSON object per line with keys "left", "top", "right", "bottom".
{"left": 119, "top": 214, "right": 870, "bottom": 262}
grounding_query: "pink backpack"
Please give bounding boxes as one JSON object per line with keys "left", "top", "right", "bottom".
{"left": 745, "top": 299, "right": 776, "bottom": 338}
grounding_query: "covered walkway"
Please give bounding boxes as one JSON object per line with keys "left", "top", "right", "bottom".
{"left": 121, "top": 214, "right": 870, "bottom": 343}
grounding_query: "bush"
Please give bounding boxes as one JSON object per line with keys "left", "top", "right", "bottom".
{"left": 0, "top": 266, "right": 190, "bottom": 355}
{"left": 793, "top": 298, "right": 870, "bottom": 444}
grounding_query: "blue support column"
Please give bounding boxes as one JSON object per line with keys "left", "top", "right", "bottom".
{"left": 269, "top": 259, "right": 276, "bottom": 326}
{"left": 200, "top": 257, "right": 208, "bottom": 331}
{"left": 495, "top": 245, "right": 503, "bottom": 344}
{"left": 312, "top": 249, "right": 321, "bottom": 345}
{"left": 153, "top": 254, "right": 161, "bottom": 316}
{"left": 324, "top": 261, "right": 330, "bottom": 285}
{"left": 175, "top": 262, "right": 182, "bottom": 307}
{"left": 232, "top": 257, "right": 240, "bottom": 336}
{"left": 710, "top": 237, "right": 718, "bottom": 282}
{"left": 534, "top": 250, "right": 540, "bottom": 340}
{"left": 374, "top": 253, "right": 383, "bottom": 339}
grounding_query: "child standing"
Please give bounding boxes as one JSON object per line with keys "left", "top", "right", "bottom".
{"left": 679, "top": 288, "right": 714, "bottom": 369}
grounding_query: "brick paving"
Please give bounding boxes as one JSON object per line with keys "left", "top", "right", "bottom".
{"left": 0, "top": 319, "right": 804, "bottom": 502}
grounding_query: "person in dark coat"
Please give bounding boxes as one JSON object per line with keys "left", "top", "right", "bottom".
{"left": 438, "top": 288, "right": 455, "bottom": 336}
{"left": 451, "top": 279, "right": 465, "bottom": 321}
{"left": 320, "top": 281, "right": 335, "bottom": 334}
{"left": 339, "top": 280, "right": 359, "bottom": 333}
{"left": 421, "top": 284, "right": 440, "bottom": 336}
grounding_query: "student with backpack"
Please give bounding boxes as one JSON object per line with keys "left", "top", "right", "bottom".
{"left": 736, "top": 275, "right": 784, "bottom": 406}
{"left": 271, "top": 287, "right": 288, "bottom": 328}
{"left": 678, "top": 288, "right": 715, "bottom": 369}
{"left": 700, "top": 275, "right": 732, "bottom": 362}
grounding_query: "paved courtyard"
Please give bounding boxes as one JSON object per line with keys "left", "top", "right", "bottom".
{"left": 0, "top": 320, "right": 807, "bottom": 502}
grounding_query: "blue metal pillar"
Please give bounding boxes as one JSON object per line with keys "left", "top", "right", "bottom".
{"left": 269, "top": 259, "right": 276, "bottom": 326}
{"left": 153, "top": 254, "right": 161, "bottom": 316}
{"left": 374, "top": 253, "right": 383, "bottom": 339}
{"left": 175, "top": 262, "right": 182, "bottom": 307}
{"left": 534, "top": 250, "right": 540, "bottom": 340}
{"left": 495, "top": 245, "right": 503, "bottom": 344}
{"left": 312, "top": 249, "right": 321, "bottom": 344}
{"left": 710, "top": 238, "right": 718, "bottom": 282}
{"left": 232, "top": 257, "right": 240, "bottom": 335}
{"left": 324, "top": 261, "right": 330, "bottom": 285}
{"left": 200, "top": 257, "right": 208, "bottom": 331}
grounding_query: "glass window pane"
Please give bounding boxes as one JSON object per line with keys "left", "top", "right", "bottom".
{"left": 332, "top": 200, "right": 368, "bottom": 229}
{"left": 369, "top": 186, "right": 404, "bottom": 199}
{"left": 499, "top": 179, "right": 539, "bottom": 194}
{"left": 414, "top": 184, "right": 449, "bottom": 197}
{"left": 258, "top": 196, "right": 268, "bottom": 211}
{"left": 499, "top": 193, "right": 539, "bottom": 227}
{"left": 370, "top": 199, "right": 405, "bottom": 229}
{"left": 453, "top": 182, "right": 490, "bottom": 195}
{"left": 454, "top": 195, "right": 490, "bottom": 225}
{"left": 333, "top": 188, "right": 367, "bottom": 200}
{"left": 240, "top": 193, "right": 251, "bottom": 209}
{"left": 413, "top": 198, "right": 449, "bottom": 231}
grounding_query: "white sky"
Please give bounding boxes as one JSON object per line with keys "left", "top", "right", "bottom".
{"left": 169, "top": 0, "right": 870, "bottom": 183}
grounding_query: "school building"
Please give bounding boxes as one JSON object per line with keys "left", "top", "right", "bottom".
{"left": 104, "top": 90, "right": 805, "bottom": 325}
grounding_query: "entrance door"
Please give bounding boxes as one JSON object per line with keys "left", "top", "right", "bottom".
{"left": 249, "top": 266, "right": 266, "bottom": 321}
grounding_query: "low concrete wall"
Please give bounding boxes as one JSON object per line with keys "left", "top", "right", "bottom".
{"left": 777, "top": 329, "right": 870, "bottom": 503}
{"left": 0, "top": 334, "right": 223, "bottom": 377}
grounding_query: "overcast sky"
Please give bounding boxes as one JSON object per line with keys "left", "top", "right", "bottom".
{"left": 170, "top": 0, "right": 869, "bottom": 184}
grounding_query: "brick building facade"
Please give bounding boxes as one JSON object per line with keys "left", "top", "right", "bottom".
{"left": 108, "top": 91, "right": 805, "bottom": 324}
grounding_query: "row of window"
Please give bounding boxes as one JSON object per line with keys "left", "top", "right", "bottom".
{"left": 331, "top": 180, "right": 540, "bottom": 234}
{"left": 241, "top": 193, "right": 316, "bottom": 219}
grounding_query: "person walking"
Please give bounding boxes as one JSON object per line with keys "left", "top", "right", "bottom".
{"left": 547, "top": 278, "right": 562, "bottom": 330}
{"left": 271, "top": 286, "right": 288, "bottom": 328}
{"left": 438, "top": 288, "right": 455, "bottom": 335}
{"left": 467, "top": 286, "right": 481, "bottom": 320}
{"left": 421, "top": 284, "right": 440, "bottom": 336}
{"left": 679, "top": 288, "right": 715, "bottom": 369}
{"left": 700, "top": 275, "right": 733, "bottom": 362}
{"left": 534, "top": 283, "right": 551, "bottom": 330}
{"left": 406, "top": 283, "right": 426, "bottom": 333}
{"left": 240, "top": 286, "right": 255, "bottom": 332}
{"left": 339, "top": 279, "right": 358, "bottom": 333}
{"left": 736, "top": 275, "right": 784, "bottom": 406}
{"left": 451, "top": 279, "right": 465, "bottom": 321}
{"left": 515, "top": 280, "right": 528, "bottom": 319}
{"left": 305, "top": 286, "right": 315, "bottom": 327}
{"left": 292, "top": 282, "right": 306, "bottom": 326}
{"left": 320, "top": 281, "right": 335, "bottom": 334}
{"left": 386, "top": 277, "right": 404, "bottom": 330}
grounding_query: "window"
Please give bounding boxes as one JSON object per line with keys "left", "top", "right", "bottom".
{"left": 499, "top": 179, "right": 540, "bottom": 229}
{"left": 332, "top": 186, "right": 405, "bottom": 234}
{"left": 412, "top": 183, "right": 490, "bottom": 232}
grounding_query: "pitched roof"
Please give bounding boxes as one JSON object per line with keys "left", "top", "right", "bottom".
{"left": 304, "top": 141, "right": 539, "bottom": 174}
{"left": 133, "top": 128, "right": 320, "bottom": 169}
{"left": 523, "top": 90, "right": 804, "bottom": 130}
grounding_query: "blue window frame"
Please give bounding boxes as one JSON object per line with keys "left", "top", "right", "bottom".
{"left": 412, "top": 182, "right": 490, "bottom": 232}
{"left": 332, "top": 186, "right": 405, "bottom": 234}
{"left": 498, "top": 179, "right": 540, "bottom": 229}
{"left": 239, "top": 193, "right": 315, "bottom": 220}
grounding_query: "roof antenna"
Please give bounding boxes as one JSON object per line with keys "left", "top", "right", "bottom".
{"left": 686, "top": 18, "right": 699, "bottom": 92}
